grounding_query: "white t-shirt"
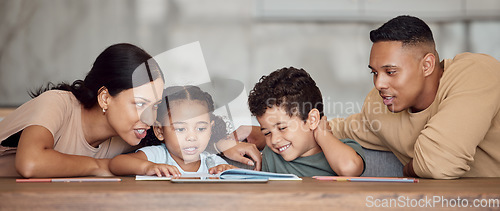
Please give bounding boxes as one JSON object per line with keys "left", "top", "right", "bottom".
{"left": 138, "top": 144, "right": 227, "bottom": 174}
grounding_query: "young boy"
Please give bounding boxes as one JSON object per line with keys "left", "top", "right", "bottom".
{"left": 248, "top": 67, "right": 365, "bottom": 177}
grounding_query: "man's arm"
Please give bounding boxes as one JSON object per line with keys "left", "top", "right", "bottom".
{"left": 329, "top": 88, "right": 387, "bottom": 151}
{"left": 412, "top": 58, "right": 500, "bottom": 179}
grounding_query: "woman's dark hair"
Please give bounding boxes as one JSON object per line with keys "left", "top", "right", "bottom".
{"left": 142, "top": 85, "right": 229, "bottom": 148}
{"left": 248, "top": 67, "right": 324, "bottom": 121}
{"left": 30, "top": 43, "right": 164, "bottom": 109}
{"left": 369, "top": 15, "right": 435, "bottom": 46}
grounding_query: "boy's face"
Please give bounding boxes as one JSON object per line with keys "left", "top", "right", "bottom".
{"left": 160, "top": 100, "right": 213, "bottom": 164}
{"left": 257, "top": 106, "right": 321, "bottom": 161}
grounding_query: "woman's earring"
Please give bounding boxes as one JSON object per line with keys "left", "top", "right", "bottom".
{"left": 102, "top": 108, "right": 107, "bottom": 114}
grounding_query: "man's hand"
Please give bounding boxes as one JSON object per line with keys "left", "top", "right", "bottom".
{"left": 403, "top": 159, "right": 419, "bottom": 178}
{"left": 222, "top": 142, "right": 262, "bottom": 171}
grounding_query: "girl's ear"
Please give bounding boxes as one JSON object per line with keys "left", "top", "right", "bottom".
{"left": 210, "top": 120, "right": 215, "bottom": 135}
{"left": 153, "top": 121, "right": 165, "bottom": 141}
{"left": 97, "top": 86, "right": 110, "bottom": 112}
{"left": 307, "top": 109, "right": 321, "bottom": 130}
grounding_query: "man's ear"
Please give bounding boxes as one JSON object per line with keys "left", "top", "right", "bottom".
{"left": 153, "top": 121, "right": 165, "bottom": 141}
{"left": 97, "top": 86, "right": 110, "bottom": 111}
{"left": 307, "top": 109, "right": 321, "bottom": 130}
{"left": 422, "top": 52, "right": 436, "bottom": 77}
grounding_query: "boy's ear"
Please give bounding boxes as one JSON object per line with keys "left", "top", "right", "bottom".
{"left": 307, "top": 109, "right": 321, "bottom": 130}
{"left": 153, "top": 121, "right": 164, "bottom": 141}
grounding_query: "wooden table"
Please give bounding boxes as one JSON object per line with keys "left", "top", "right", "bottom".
{"left": 0, "top": 177, "right": 499, "bottom": 210}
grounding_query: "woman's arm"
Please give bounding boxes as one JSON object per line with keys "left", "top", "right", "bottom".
{"left": 15, "top": 125, "right": 112, "bottom": 178}
{"left": 109, "top": 151, "right": 151, "bottom": 176}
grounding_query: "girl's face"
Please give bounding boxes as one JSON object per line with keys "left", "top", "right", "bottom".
{"left": 105, "top": 78, "right": 164, "bottom": 146}
{"left": 160, "top": 100, "right": 213, "bottom": 164}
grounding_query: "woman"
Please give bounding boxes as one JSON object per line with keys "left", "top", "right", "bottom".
{"left": 0, "top": 43, "right": 261, "bottom": 178}
{"left": 0, "top": 43, "right": 164, "bottom": 177}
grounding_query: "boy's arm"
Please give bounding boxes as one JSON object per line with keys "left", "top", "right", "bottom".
{"left": 315, "top": 117, "right": 364, "bottom": 176}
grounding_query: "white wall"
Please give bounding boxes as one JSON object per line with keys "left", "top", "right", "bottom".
{"left": 1, "top": 0, "right": 499, "bottom": 118}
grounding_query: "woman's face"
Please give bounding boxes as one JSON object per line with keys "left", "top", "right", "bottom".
{"left": 106, "top": 78, "right": 164, "bottom": 146}
{"left": 162, "top": 100, "right": 213, "bottom": 164}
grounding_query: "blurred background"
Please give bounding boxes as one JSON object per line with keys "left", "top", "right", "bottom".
{"left": 1, "top": 0, "right": 499, "bottom": 118}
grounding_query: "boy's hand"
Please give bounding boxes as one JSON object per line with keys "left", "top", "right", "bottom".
{"left": 209, "top": 164, "right": 237, "bottom": 175}
{"left": 144, "top": 163, "right": 181, "bottom": 178}
{"left": 222, "top": 142, "right": 262, "bottom": 171}
{"left": 313, "top": 116, "right": 333, "bottom": 145}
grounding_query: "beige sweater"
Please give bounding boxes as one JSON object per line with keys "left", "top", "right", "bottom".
{"left": 0, "top": 90, "right": 131, "bottom": 158}
{"left": 330, "top": 53, "right": 500, "bottom": 179}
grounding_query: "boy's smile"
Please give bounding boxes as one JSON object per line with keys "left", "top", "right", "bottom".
{"left": 257, "top": 106, "right": 321, "bottom": 161}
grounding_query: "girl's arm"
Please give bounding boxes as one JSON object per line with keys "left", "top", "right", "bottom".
{"left": 109, "top": 150, "right": 181, "bottom": 177}
{"left": 16, "top": 125, "right": 112, "bottom": 178}
{"left": 314, "top": 117, "right": 364, "bottom": 176}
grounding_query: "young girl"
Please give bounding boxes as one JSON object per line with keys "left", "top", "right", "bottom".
{"left": 109, "top": 86, "right": 236, "bottom": 177}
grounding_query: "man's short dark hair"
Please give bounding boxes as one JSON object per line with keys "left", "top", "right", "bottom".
{"left": 370, "top": 15, "right": 435, "bottom": 46}
{"left": 248, "top": 67, "right": 323, "bottom": 121}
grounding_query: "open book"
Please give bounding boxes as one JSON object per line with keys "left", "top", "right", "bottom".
{"left": 135, "top": 169, "right": 302, "bottom": 182}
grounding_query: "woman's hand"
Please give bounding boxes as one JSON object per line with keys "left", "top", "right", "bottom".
{"left": 222, "top": 142, "right": 262, "bottom": 171}
{"left": 209, "top": 164, "right": 237, "bottom": 174}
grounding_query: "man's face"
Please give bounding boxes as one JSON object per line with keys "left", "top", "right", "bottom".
{"left": 369, "top": 41, "right": 425, "bottom": 113}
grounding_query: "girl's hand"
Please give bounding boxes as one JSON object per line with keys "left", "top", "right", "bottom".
{"left": 209, "top": 164, "right": 237, "bottom": 175}
{"left": 144, "top": 163, "right": 181, "bottom": 178}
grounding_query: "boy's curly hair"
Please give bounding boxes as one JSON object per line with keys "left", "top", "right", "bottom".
{"left": 248, "top": 67, "right": 323, "bottom": 121}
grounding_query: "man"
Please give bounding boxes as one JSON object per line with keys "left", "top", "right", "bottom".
{"left": 330, "top": 15, "right": 500, "bottom": 179}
